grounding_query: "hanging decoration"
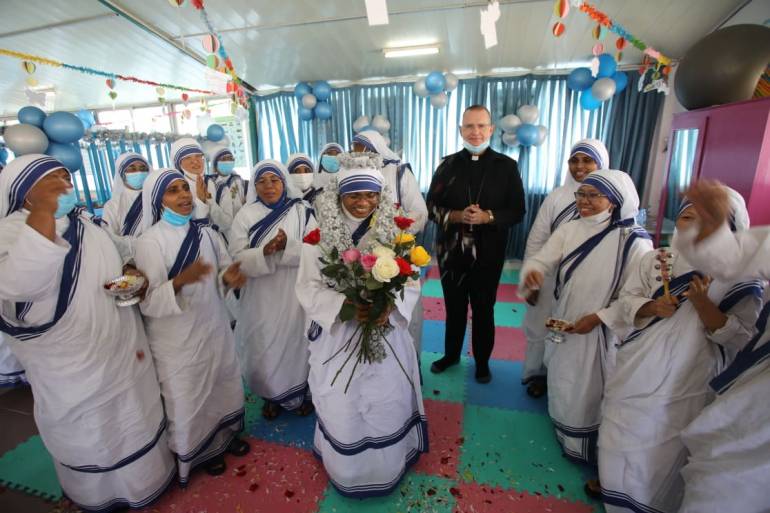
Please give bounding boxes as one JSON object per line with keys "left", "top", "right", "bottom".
{"left": 21, "top": 60, "right": 38, "bottom": 87}
{"left": 294, "top": 80, "right": 333, "bottom": 122}
{"left": 412, "top": 71, "right": 458, "bottom": 109}
{"left": 499, "top": 105, "right": 548, "bottom": 147}
{"left": 551, "top": 0, "right": 569, "bottom": 38}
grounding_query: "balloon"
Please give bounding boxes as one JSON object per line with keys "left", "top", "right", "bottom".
{"left": 46, "top": 142, "right": 82, "bottom": 171}
{"left": 206, "top": 124, "right": 225, "bottom": 142}
{"left": 591, "top": 77, "right": 617, "bottom": 101}
{"left": 18, "top": 106, "right": 47, "bottom": 127}
{"left": 75, "top": 109, "right": 95, "bottom": 130}
{"left": 425, "top": 71, "right": 446, "bottom": 94}
{"left": 43, "top": 112, "right": 85, "bottom": 144}
{"left": 675, "top": 24, "right": 770, "bottom": 110}
{"left": 499, "top": 114, "right": 521, "bottom": 133}
{"left": 3, "top": 124, "right": 48, "bottom": 155}
{"left": 596, "top": 53, "right": 617, "bottom": 79}
{"left": 444, "top": 73, "right": 459, "bottom": 92}
{"left": 535, "top": 125, "right": 548, "bottom": 145}
{"left": 371, "top": 115, "right": 391, "bottom": 134}
{"left": 314, "top": 101, "right": 333, "bottom": 120}
{"left": 502, "top": 132, "right": 519, "bottom": 146}
{"left": 353, "top": 116, "right": 370, "bottom": 133}
{"left": 580, "top": 89, "right": 602, "bottom": 110}
{"left": 299, "top": 107, "right": 314, "bottom": 121}
{"left": 516, "top": 104, "right": 539, "bottom": 124}
{"left": 413, "top": 78, "right": 430, "bottom": 97}
{"left": 312, "top": 81, "right": 332, "bottom": 101}
{"left": 0, "top": 147, "right": 8, "bottom": 166}
{"left": 430, "top": 92, "right": 448, "bottom": 108}
{"left": 612, "top": 71, "right": 628, "bottom": 94}
{"left": 567, "top": 67, "right": 595, "bottom": 91}
{"left": 294, "top": 82, "right": 312, "bottom": 100}
{"left": 516, "top": 124, "right": 539, "bottom": 147}
{"left": 301, "top": 93, "right": 317, "bottom": 110}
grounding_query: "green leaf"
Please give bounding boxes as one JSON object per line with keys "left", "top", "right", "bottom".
{"left": 339, "top": 302, "right": 356, "bottom": 322}
{"left": 366, "top": 277, "right": 384, "bottom": 290}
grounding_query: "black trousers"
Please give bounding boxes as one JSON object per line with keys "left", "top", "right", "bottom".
{"left": 439, "top": 259, "right": 504, "bottom": 367}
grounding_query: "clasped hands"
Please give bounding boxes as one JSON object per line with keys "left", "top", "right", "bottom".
{"left": 451, "top": 204, "right": 491, "bottom": 225}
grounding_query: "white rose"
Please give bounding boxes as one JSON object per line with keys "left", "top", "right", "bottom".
{"left": 371, "top": 256, "right": 400, "bottom": 283}
{"left": 371, "top": 245, "right": 396, "bottom": 258}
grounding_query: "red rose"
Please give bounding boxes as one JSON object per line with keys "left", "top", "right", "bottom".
{"left": 396, "top": 257, "right": 413, "bottom": 276}
{"left": 394, "top": 216, "right": 415, "bottom": 230}
{"left": 303, "top": 228, "right": 321, "bottom": 245}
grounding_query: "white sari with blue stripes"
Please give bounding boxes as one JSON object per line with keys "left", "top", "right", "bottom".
{"left": 599, "top": 249, "right": 763, "bottom": 513}
{"left": 296, "top": 219, "right": 427, "bottom": 498}
{"left": 0, "top": 333, "right": 25, "bottom": 387}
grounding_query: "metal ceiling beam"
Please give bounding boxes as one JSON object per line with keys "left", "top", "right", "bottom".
{"left": 0, "top": 13, "right": 116, "bottom": 39}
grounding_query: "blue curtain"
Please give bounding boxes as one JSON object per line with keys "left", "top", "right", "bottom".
{"left": 251, "top": 72, "right": 662, "bottom": 258}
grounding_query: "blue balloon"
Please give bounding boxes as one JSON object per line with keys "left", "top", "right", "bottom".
{"left": 516, "top": 123, "right": 539, "bottom": 147}
{"left": 0, "top": 147, "right": 8, "bottom": 166}
{"left": 18, "top": 106, "right": 47, "bottom": 127}
{"left": 580, "top": 89, "right": 602, "bottom": 110}
{"left": 294, "top": 82, "right": 312, "bottom": 100}
{"left": 46, "top": 142, "right": 82, "bottom": 171}
{"left": 43, "top": 111, "right": 85, "bottom": 144}
{"left": 597, "top": 53, "right": 617, "bottom": 79}
{"left": 314, "top": 101, "right": 332, "bottom": 120}
{"left": 611, "top": 71, "right": 628, "bottom": 94}
{"left": 206, "top": 124, "right": 225, "bottom": 142}
{"left": 299, "top": 107, "right": 314, "bottom": 121}
{"left": 567, "top": 67, "right": 595, "bottom": 92}
{"left": 75, "top": 109, "right": 95, "bottom": 130}
{"left": 424, "top": 71, "right": 446, "bottom": 94}
{"left": 312, "top": 81, "right": 332, "bottom": 102}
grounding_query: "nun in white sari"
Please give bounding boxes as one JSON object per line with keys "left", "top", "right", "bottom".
{"left": 0, "top": 155, "right": 175, "bottom": 511}
{"left": 296, "top": 154, "right": 427, "bottom": 498}
{"left": 307, "top": 142, "right": 344, "bottom": 204}
{"left": 170, "top": 137, "right": 228, "bottom": 223}
{"left": 520, "top": 169, "right": 653, "bottom": 465}
{"left": 134, "top": 168, "right": 249, "bottom": 484}
{"left": 521, "top": 139, "right": 609, "bottom": 397}
{"left": 287, "top": 152, "right": 318, "bottom": 203}
{"left": 204, "top": 147, "right": 246, "bottom": 239}
{"left": 101, "top": 152, "right": 150, "bottom": 260}
{"left": 598, "top": 189, "right": 762, "bottom": 513}
{"left": 230, "top": 160, "right": 317, "bottom": 419}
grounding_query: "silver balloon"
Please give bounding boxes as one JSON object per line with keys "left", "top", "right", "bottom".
{"left": 353, "top": 115, "right": 370, "bottom": 133}
{"left": 430, "top": 92, "right": 448, "bottom": 108}
{"left": 444, "top": 73, "right": 459, "bottom": 92}
{"left": 301, "top": 93, "right": 318, "bottom": 110}
{"left": 535, "top": 125, "right": 548, "bottom": 146}
{"left": 591, "top": 77, "right": 617, "bottom": 101}
{"left": 371, "top": 115, "right": 391, "bottom": 134}
{"left": 502, "top": 131, "right": 519, "bottom": 146}
{"left": 499, "top": 114, "right": 522, "bottom": 133}
{"left": 516, "top": 104, "right": 539, "bottom": 124}
{"left": 3, "top": 123, "right": 49, "bottom": 155}
{"left": 413, "top": 78, "right": 430, "bottom": 98}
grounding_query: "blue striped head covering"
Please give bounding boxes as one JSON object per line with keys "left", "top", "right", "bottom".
{"left": 170, "top": 137, "right": 204, "bottom": 172}
{"left": 140, "top": 168, "right": 187, "bottom": 227}
{"left": 287, "top": 153, "right": 315, "bottom": 174}
{"left": 0, "top": 154, "right": 69, "bottom": 217}
{"left": 352, "top": 130, "right": 400, "bottom": 165}
{"left": 581, "top": 169, "right": 639, "bottom": 222}
{"left": 678, "top": 186, "right": 749, "bottom": 232}
{"left": 319, "top": 142, "right": 344, "bottom": 159}
{"left": 115, "top": 152, "right": 149, "bottom": 180}
{"left": 211, "top": 148, "right": 234, "bottom": 170}
{"left": 570, "top": 138, "right": 610, "bottom": 170}
{"left": 338, "top": 167, "right": 384, "bottom": 195}
{"left": 247, "top": 159, "right": 299, "bottom": 207}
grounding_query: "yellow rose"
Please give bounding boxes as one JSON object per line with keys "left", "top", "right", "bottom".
{"left": 409, "top": 245, "right": 432, "bottom": 267}
{"left": 371, "top": 256, "right": 400, "bottom": 283}
{"left": 372, "top": 245, "right": 396, "bottom": 259}
{"left": 394, "top": 233, "right": 416, "bottom": 245}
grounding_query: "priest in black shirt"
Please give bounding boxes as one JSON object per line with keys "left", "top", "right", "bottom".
{"left": 426, "top": 105, "right": 526, "bottom": 383}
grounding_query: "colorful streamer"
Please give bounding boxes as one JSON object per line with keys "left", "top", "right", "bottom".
{"left": 0, "top": 48, "right": 221, "bottom": 95}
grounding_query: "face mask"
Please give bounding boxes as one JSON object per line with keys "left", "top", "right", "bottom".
{"left": 217, "top": 161, "right": 235, "bottom": 175}
{"left": 463, "top": 140, "right": 490, "bottom": 155}
{"left": 124, "top": 171, "right": 148, "bottom": 190}
{"left": 579, "top": 209, "right": 612, "bottom": 225}
{"left": 321, "top": 155, "right": 340, "bottom": 173}
{"left": 290, "top": 174, "right": 314, "bottom": 192}
{"left": 161, "top": 207, "right": 192, "bottom": 226}
{"left": 54, "top": 189, "right": 78, "bottom": 219}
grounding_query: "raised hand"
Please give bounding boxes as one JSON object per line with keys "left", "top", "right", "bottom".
{"left": 26, "top": 177, "right": 70, "bottom": 215}
{"left": 195, "top": 174, "right": 211, "bottom": 203}
{"left": 173, "top": 258, "right": 212, "bottom": 292}
{"left": 263, "top": 228, "right": 288, "bottom": 256}
{"left": 223, "top": 261, "right": 247, "bottom": 290}
{"left": 683, "top": 275, "right": 712, "bottom": 305}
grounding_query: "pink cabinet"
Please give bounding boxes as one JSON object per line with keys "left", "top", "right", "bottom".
{"left": 655, "top": 97, "right": 770, "bottom": 245}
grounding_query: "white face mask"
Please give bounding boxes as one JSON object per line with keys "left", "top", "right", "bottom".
{"left": 290, "top": 174, "right": 313, "bottom": 192}
{"left": 579, "top": 209, "right": 612, "bottom": 225}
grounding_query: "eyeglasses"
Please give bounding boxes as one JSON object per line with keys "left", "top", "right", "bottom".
{"left": 460, "top": 123, "right": 491, "bottom": 131}
{"left": 574, "top": 191, "right": 607, "bottom": 201}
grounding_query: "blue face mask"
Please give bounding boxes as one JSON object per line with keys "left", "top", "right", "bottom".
{"left": 161, "top": 207, "right": 192, "bottom": 226}
{"left": 320, "top": 155, "right": 340, "bottom": 173}
{"left": 54, "top": 189, "right": 78, "bottom": 219}
{"left": 217, "top": 161, "right": 235, "bottom": 175}
{"left": 124, "top": 171, "right": 148, "bottom": 190}
{"left": 463, "top": 140, "right": 490, "bottom": 155}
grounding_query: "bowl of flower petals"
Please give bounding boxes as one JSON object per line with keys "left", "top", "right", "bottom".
{"left": 103, "top": 275, "right": 145, "bottom": 307}
{"left": 545, "top": 318, "right": 572, "bottom": 343}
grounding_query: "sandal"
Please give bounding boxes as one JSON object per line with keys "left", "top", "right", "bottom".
{"left": 296, "top": 400, "right": 315, "bottom": 417}
{"left": 526, "top": 377, "right": 547, "bottom": 398}
{"left": 261, "top": 400, "right": 281, "bottom": 420}
{"left": 204, "top": 455, "right": 226, "bottom": 476}
{"left": 227, "top": 437, "right": 251, "bottom": 457}
{"left": 584, "top": 478, "right": 602, "bottom": 499}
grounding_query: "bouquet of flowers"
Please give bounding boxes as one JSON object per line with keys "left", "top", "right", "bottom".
{"left": 305, "top": 171, "right": 431, "bottom": 392}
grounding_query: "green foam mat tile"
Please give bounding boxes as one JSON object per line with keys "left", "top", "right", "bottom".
{"left": 491, "top": 302, "right": 526, "bottom": 328}
{"left": 459, "top": 406, "right": 588, "bottom": 502}
{"left": 421, "top": 279, "right": 444, "bottom": 298}
{"left": 420, "top": 351, "right": 470, "bottom": 403}
{"left": 317, "top": 472, "right": 457, "bottom": 513}
{"left": 0, "top": 435, "right": 61, "bottom": 501}
{"left": 500, "top": 268, "right": 520, "bottom": 285}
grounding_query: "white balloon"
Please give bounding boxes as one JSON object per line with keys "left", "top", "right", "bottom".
{"left": 430, "top": 92, "right": 448, "bottom": 108}
{"left": 353, "top": 115, "right": 370, "bottom": 133}
{"left": 536, "top": 125, "right": 548, "bottom": 145}
{"left": 591, "top": 77, "right": 617, "bottom": 101}
{"left": 499, "top": 114, "right": 522, "bottom": 133}
{"left": 516, "top": 104, "right": 539, "bottom": 124}
{"left": 502, "top": 132, "right": 519, "bottom": 147}
{"left": 444, "top": 73, "right": 459, "bottom": 92}
{"left": 3, "top": 123, "right": 49, "bottom": 155}
{"left": 371, "top": 115, "right": 391, "bottom": 134}
{"left": 301, "top": 93, "right": 318, "bottom": 109}
{"left": 414, "top": 78, "right": 430, "bottom": 98}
